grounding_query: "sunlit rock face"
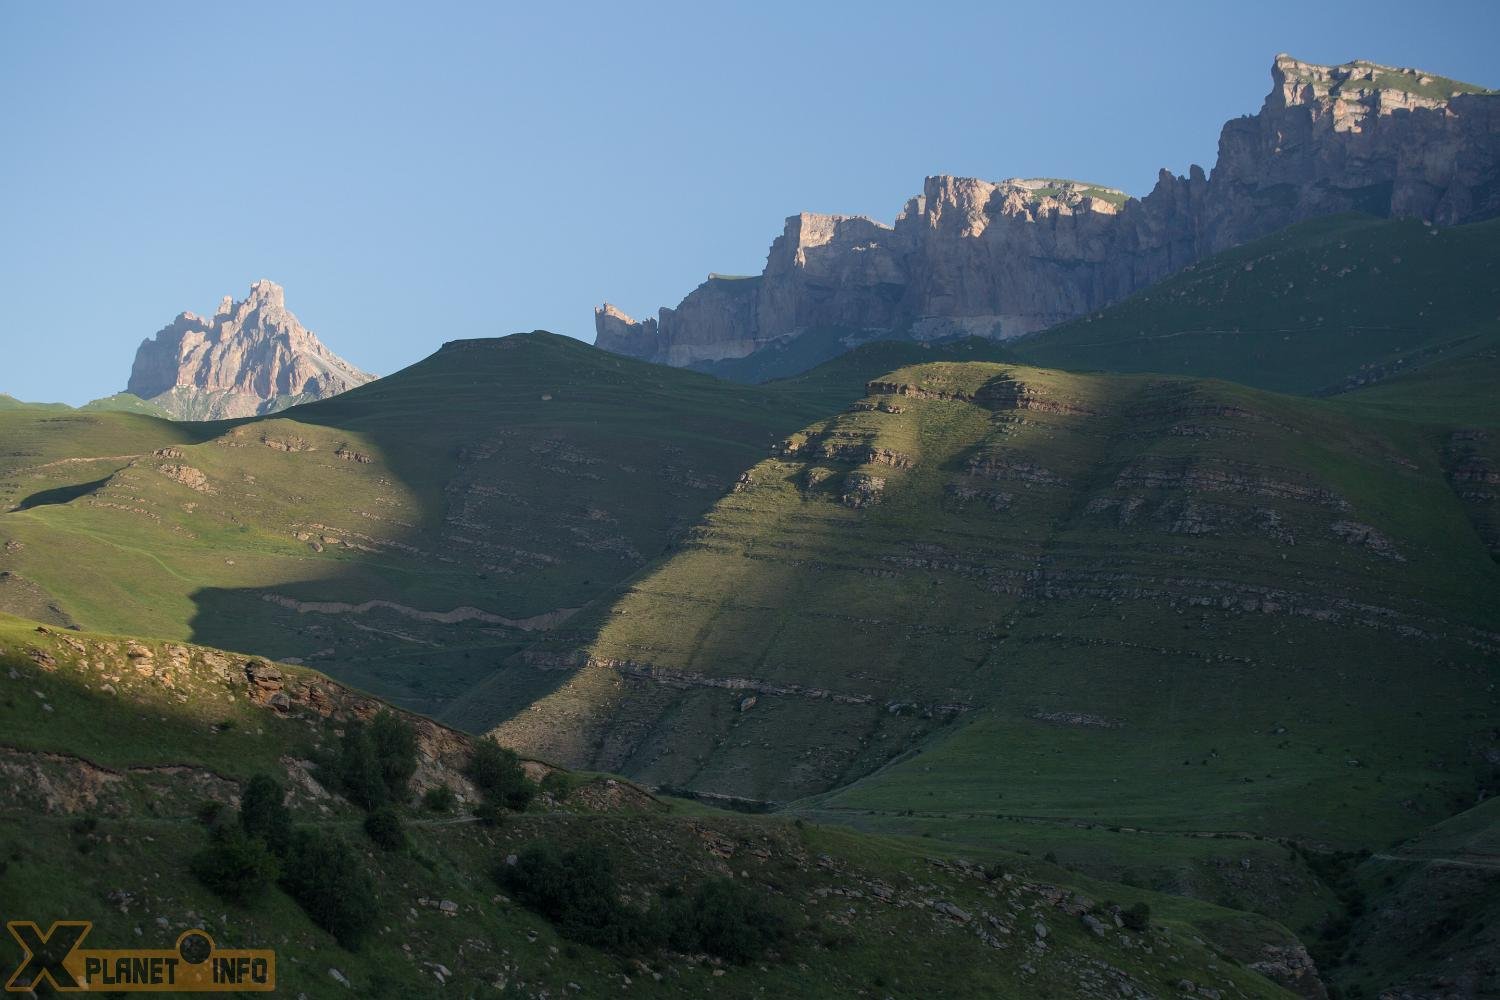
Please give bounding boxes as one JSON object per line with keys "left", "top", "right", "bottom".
{"left": 596, "top": 54, "right": 1500, "bottom": 367}
{"left": 127, "top": 279, "right": 373, "bottom": 420}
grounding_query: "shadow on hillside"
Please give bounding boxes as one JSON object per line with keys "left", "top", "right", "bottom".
{"left": 187, "top": 581, "right": 584, "bottom": 728}
{"left": 177, "top": 334, "right": 833, "bottom": 732}
{"left": 14, "top": 477, "right": 112, "bottom": 511}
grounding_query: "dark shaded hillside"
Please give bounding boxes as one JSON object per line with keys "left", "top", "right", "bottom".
{"left": 0, "top": 615, "right": 1303, "bottom": 998}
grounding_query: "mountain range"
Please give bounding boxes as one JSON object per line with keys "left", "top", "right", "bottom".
{"left": 1, "top": 50, "right": 1497, "bottom": 1000}
{"left": 595, "top": 54, "right": 1500, "bottom": 380}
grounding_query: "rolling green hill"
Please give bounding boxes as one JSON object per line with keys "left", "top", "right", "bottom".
{"left": 434, "top": 352, "right": 1498, "bottom": 994}
{"left": 1010, "top": 214, "right": 1500, "bottom": 396}
{"left": 0, "top": 333, "right": 857, "bottom": 713}
{"left": 0, "top": 615, "right": 1305, "bottom": 998}
{"left": 2, "top": 291, "right": 1495, "bottom": 997}
{"left": 473, "top": 359, "right": 1496, "bottom": 837}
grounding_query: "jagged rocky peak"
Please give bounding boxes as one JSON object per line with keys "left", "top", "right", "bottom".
{"left": 127, "top": 279, "right": 373, "bottom": 421}
{"left": 595, "top": 53, "right": 1499, "bottom": 371}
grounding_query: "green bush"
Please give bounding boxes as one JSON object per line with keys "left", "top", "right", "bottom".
{"left": 330, "top": 712, "right": 418, "bottom": 810}
{"left": 364, "top": 806, "right": 407, "bottom": 851}
{"left": 657, "top": 877, "right": 792, "bottom": 963}
{"left": 280, "top": 830, "right": 378, "bottom": 950}
{"left": 1122, "top": 901, "right": 1151, "bottom": 932}
{"left": 191, "top": 826, "right": 279, "bottom": 905}
{"left": 467, "top": 740, "right": 535, "bottom": 811}
{"left": 498, "top": 842, "right": 638, "bottom": 949}
{"left": 498, "top": 840, "right": 794, "bottom": 963}
{"left": 422, "top": 784, "right": 457, "bottom": 813}
{"left": 239, "top": 774, "right": 292, "bottom": 856}
{"left": 540, "top": 771, "right": 570, "bottom": 801}
{"left": 472, "top": 800, "right": 506, "bottom": 827}
{"left": 369, "top": 710, "right": 418, "bottom": 803}
{"left": 335, "top": 723, "right": 388, "bottom": 810}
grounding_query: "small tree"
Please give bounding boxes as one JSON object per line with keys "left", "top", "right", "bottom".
{"left": 239, "top": 774, "right": 293, "bottom": 856}
{"left": 280, "top": 830, "right": 378, "bottom": 950}
{"left": 467, "top": 740, "right": 535, "bottom": 811}
{"left": 369, "top": 710, "right": 418, "bottom": 803}
{"left": 191, "top": 826, "right": 279, "bottom": 905}
{"left": 336, "top": 722, "right": 388, "bottom": 810}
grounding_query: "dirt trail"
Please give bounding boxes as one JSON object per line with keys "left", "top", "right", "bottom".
{"left": 262, "top": 593, "right": 577, "bottom": 631}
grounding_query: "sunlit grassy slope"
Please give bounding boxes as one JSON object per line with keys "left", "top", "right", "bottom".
{"left": 0, "top": 333, "right": 854, "bottom": 713}
{"left": 1010, "top": 214, "right": 1500, "bottom": 395}
{"left": 469, "top": 358, "right": 1498, "bottom": 854}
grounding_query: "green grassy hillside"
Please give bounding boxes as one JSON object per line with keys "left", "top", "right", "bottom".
{"left": 1010, "top": 214, "right": 1500, "bottom": 396}
{"left": 3, "top": 317, "right": 1494, "bottom": 997}
{"left": 0, "top": 333, "right": 862, "bottom": 713}
{"left": 474, "top": 358, "right": 1496, "bottom": 835}
{"left": 0, "top": 615, "right": 1302, "bottom": 998}
{"left": 1328, "top": 797, "right": 1500, "bottom": 998}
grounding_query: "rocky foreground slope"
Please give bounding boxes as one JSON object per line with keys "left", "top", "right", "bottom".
{"left": 127, "top": 279, "right": 373, "bottom": 420}
{"left": 595, "top": 54, "right": 1499, "bottom": 369}
{"left": 0, "top": 616, "right": 1305, "bottom": 998}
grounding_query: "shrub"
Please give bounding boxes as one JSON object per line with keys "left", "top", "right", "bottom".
{"left": 280, "top": 830, "right": 378, "bottom": 950}
{"left": 657, "top": 877, "right": 792, "bottom": 963}
{"left": 364, "top": 806, "right": 407, "bottom": 851}
{"left": 191, "top": 826, "right": 279, "bottom": 905}
{"left": 1122, "top": 901, "right": 1151, "bottom": 932}
{"left": 467, "top": 740, "right": 536, "bottom": 811}
{"left": 239, "top": 774, "right": 292, "bottom": 856}
{"left": 422, "top": 784, "right": 457, "bottom": 813}
{"left": 540, "top": 770, "right": 570, "bottom": 801}
{"left": 473, "top": 800, "right": 506, "bottom": 827}
{"left": 196, "top": 800, "right": 224, "bottom": 826}
{"left": 499, "top": 842, "right": 637, "bottom": 949}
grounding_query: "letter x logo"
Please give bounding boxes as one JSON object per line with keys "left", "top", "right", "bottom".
{"left": 5, "top": 921, "right": 89, "bottom": 991}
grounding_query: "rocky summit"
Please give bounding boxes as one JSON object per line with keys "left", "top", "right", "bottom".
{"left": 126, "top": 279, "right": 373, "bottom": 420}
{"left": 595, "top": 54, "right": 1500, "bottom": 370}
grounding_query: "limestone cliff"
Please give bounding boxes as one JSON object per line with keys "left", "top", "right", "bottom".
{"left": 596, "top": 55, "right": 1499, "bottom": 368}
{"left": 127, "top": 280, "right": 373, "bottom": 420}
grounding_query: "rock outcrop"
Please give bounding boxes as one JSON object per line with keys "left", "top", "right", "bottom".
{"left": 127, "top": 279, "right": 373, "bottom": 420}
{"left": 596, "top": 55, "right": 1499, "bottom": 368}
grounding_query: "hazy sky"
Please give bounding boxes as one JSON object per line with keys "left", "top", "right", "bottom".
{"left": 3, "top": 1, "right": 1497, "bottom": 404}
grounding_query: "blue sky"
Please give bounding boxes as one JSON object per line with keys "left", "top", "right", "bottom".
{"left": 2, "top": 1, "right": 1497, "bottom": 404}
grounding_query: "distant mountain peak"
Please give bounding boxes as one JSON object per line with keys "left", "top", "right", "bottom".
{"left": 127, "top": 280, "right": 373, "bottom": 420}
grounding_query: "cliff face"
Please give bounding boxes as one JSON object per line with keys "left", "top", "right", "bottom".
{"left": 127, "top": 280, "right": 374, "bottom": 420}
{"left": 596, "top": 54, "right": 1500, "bottom": 367}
